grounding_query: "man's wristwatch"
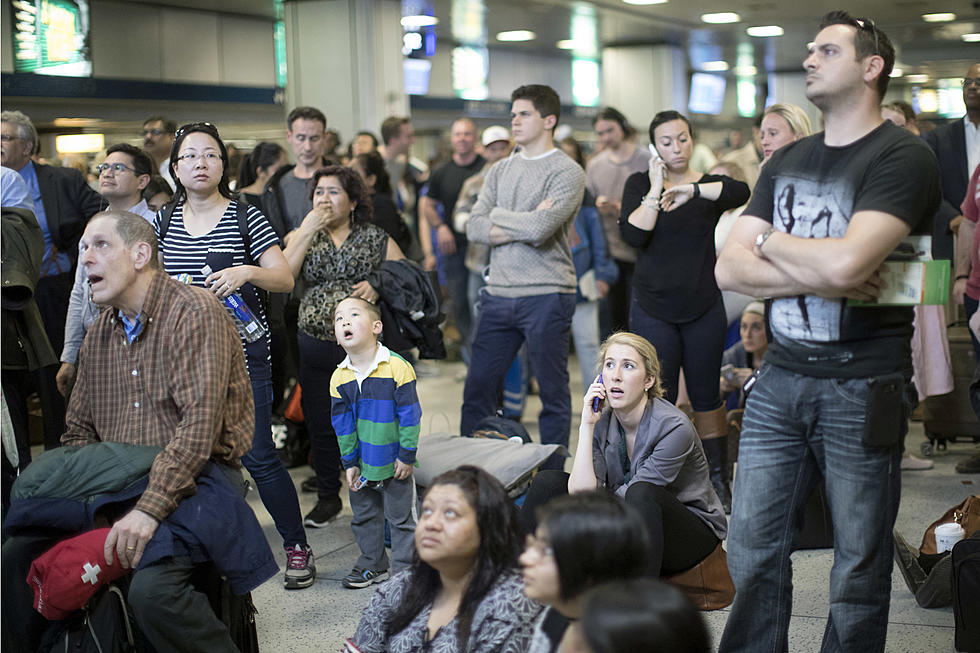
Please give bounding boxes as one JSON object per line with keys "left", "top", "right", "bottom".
{"left": 754, "top": 226, "right": 776, "bottom": 257}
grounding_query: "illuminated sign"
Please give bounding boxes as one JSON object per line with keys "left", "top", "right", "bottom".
{"left": 11, "top": 0, "right": 91, "bottom": 77}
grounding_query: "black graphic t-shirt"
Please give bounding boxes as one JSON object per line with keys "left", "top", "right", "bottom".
{"left": 746, "top": 121, "right": 941, "bottom": 378}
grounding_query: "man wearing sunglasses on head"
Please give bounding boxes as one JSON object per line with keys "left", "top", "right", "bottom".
{"left": 715, "top": 12, "right": 941, "bottom": 652}
{"left": 56, "top": 144, "right": 156, "bottom": 398}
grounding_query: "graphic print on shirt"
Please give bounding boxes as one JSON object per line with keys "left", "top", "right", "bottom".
{"left": 769, "top": 174, "right": 854, "bottom": 343}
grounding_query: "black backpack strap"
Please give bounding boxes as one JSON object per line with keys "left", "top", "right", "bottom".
{"left": 158, "top": 200, "right": 177, "bottom": 244}
{"left": 235, "top": 200, "right": 254, "bottom": 266}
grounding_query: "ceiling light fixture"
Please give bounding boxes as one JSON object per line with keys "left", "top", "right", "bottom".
{"left": 496, "top": 30, "right": 536, "bottom": 42}
{"left": 400, "top": 15, "right": 438, "bottom": 29}
{"left": 889, "top": 67, "right": 903, "bottom": 78}
{"left": 701, "top": 12, "right": 740, "bottom": 24}
{"left": 701, "top": 61, "right": 729, "bottom": 72}
{"left": 733, "top": 65, "right": 757, "bottom": 76}
{"left": 905, "top": 74, "right": 929, "bottom": 84}
{"left": 921, "top": 13, "right": 956, "bottom": 22}
{"left": 557, "top": 39, "right": 580, "bottom": 49}
{"left": 962, "top": 33, "right": 980, "bottom": 42}
{"left": 623, "top": 0, "right": 668, "bottom": 5}
{"left": 746, "top": 25, "right": 784, "bottom": 37}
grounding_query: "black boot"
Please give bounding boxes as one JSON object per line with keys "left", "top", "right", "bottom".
{"left": 701, "top": 436, "right": 732, "bottom": 514}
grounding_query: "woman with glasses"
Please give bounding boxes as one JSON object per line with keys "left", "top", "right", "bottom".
{"left": 521, "top": 332, "right": 727, "bottom": 581}
{"left": 519, "top": 492, "right": 650, "bottom": 653}
{"left": 282, "top": 165, "right": 405, "bottom": 528}
{"left": 620, "top": 111, "right": 750, "bottom": 511}
{"left": 154, "top": 122, "right": 316, "bottom": 590}
{"left": 345, "top": 466, "right": 541, "bottom": 653}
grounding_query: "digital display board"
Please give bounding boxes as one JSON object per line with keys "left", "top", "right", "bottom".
{"left": 11, "top": 0, "right": 91, "bottom": 77}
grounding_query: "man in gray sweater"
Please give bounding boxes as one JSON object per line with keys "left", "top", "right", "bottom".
{"left": 462, "top": 84, "right": 585, "bottom": 468}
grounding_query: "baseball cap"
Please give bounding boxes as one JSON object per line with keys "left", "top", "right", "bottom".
{"left": 481, "top": 126, "right": 510, "bottom": 147}
{"left": 28, "top": 528, "right": 127, "bottom": 619}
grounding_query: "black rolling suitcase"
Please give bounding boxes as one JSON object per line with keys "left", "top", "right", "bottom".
{"left": 922, "top": 326, "right": 980, "bottom": 455}
{"left": 952, "top": 532, "right": 980, "bottom": 652}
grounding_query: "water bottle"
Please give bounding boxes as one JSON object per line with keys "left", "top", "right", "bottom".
{"left": 176, "top": 268, "right": 268, "bottom": 344}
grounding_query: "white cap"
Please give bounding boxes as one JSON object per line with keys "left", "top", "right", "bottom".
{"left": 481, "top": 125, "right": 510, "bottom": 146}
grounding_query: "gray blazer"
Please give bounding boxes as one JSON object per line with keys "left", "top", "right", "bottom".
{"left": 592, "top": 397, "right": 728, "bottom": 540}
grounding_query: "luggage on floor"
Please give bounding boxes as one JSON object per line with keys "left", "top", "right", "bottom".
{"left": 922, "top": 326, "right": 980, "bottom": 455}
{"left": 952, "top": 532, "right": 980, "bottom": 652}
{"left": 194, "top": 564, "right": 260, "bottom": 653}
{"left": 792, "top": 481, "right": 834, "bottom": 550}
{"left": 40, "top": 579, "right": 145, "bottom": 653}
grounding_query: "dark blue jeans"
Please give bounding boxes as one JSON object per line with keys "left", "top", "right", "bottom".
{"left": 965, "top": 295, "right": 979, "bottom": 360}
{"left": 719, "top": 364, "right": 904, "bottom": 653}
{"left": 461, "top": 292, "right": 575, "bottom": 469}
{"left": 243, "top": 375, "right": 307, "bottom": 548}
{"left": 443, "top": 249, "right": 472, "bottom": 360}
{"left": 628, "top": 294, "right": 726, "bottom": 411}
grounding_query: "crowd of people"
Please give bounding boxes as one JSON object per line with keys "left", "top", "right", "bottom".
{"left": 1, "top": 8, "right": 977, "bottom": 652}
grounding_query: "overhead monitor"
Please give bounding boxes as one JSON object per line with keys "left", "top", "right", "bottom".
{"left": 688, "top": 72, "right": 726, "bottom": 115}
{"left": 10, "top": 0, "right": 92, "bottom": 77}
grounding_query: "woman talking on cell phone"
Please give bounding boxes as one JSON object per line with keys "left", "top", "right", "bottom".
{"left": 619, "top": 111, "right": 750, "bottom": 511}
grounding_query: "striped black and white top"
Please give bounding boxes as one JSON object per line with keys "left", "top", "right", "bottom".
{"left": 154, "top": 199, "right": 279, "bottom": 379}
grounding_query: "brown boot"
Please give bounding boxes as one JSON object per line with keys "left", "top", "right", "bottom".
{"left": 695, "top": 406, "right": 731, "bottom": 514}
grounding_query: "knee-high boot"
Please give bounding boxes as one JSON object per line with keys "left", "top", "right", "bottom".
{"left": 695, "top": 406, "right": 731, "bottom": 514}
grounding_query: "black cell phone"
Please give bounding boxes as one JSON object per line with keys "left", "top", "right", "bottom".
{"left": 861, "top": 372, "right": 907, "bottom": 448}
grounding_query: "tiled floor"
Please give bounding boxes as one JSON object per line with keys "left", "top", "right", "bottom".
{"left": 246, "top": 357, "right": 978, "bottom": 652}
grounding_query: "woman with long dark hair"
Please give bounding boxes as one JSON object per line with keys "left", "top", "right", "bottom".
{"left": 620, "top": 110, "right": 750, "bottom": 510}
{"left": 282, "top": 165, "right": 404, "bottom": 528}
{"left": 153, "top": 122, "right": 314, "bottom": 589}
{"left": 350, "top": 151, "right": 414, "bottom": 256}
{"left": 237, "top": 141, "right": 289, "bottom": 210}
{"left": 346, "top": 465, "right": 541, "bottom": 652}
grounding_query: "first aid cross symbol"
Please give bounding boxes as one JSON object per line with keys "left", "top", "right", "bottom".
{"left": 81, "top": 562, "right": 102, "bottom": 585}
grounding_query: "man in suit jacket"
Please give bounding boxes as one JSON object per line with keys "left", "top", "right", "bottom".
{"left": 1, "top": 110, "right": 103, "bottom": 354}
{"left": 922, "top": 63, "right": 980, "bottom": 262}
{"left": 1, "top": 110, "right": 102, "bottom": 450}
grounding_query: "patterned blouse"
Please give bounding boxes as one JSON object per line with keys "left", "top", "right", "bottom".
{"left": 298, "top": 223, "right": 387, "bottom": 342}
{"left": 349, "top": 569, "right": 542, "bottom": 653}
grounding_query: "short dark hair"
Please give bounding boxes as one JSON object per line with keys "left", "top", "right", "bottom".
{"left": 106, "top": 143, "right": 154, "bottom": 177}
{"left": 287, "top": 106, "right": 327, "bottom": 131}
{"left": 537, "top": 491, "right": 651, "bottom": 601}
{"left": 336, "top": 295, "right": 381, "bottom": 322}
{"left": 649, "top": 110, "right": 694, "bottom": 143}
{"left": 380, "top": 117, "right": 411, "bottom": 145}
{"left": 353, "top": 151, "right": 392, "bottom": 196}
{"left": 592, "top": 106, "right": 635, "bottom": 139}
{"left": 355, "top": 131, "right": 379, "bottom": 149}
{"left": 169, "top": 122, "right": 235, "bottom": 202}
{"left": 309, "top": 165, "right": 373, "bottom": 225}
{"left": 883, "top": 100, "right": 916, "bottom": 124}
{"left": 582, "top": 579, "right": 710, "bottom": 653}
{"left": 511, "top": 84, "right": 561, "bottom": 130}
{"left": 142, "top": 116, "right": 177, "bottom": 134}
{"left": 818, "top": 11, "right": 894, "bottom": 100}
{"left": 93, "top": 210, "right": 160, "bottom": 268}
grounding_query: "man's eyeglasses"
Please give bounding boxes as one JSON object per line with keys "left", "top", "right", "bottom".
{"left": 962, "top": 78, "right": 980, "bottom": 88}
{"left": 175, "top": 122, "right": 219, "bottom": 139}
{"left": 96, "top": 162, "right": 136, "bottom": 175}
{"left": 852, "top": 17, "right": 879, "bottom": 57}
{"left": 141, "top": 128, "right": 170, "bottom": 137}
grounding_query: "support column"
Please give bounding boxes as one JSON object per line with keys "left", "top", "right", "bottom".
{"left": 283, "top": 0, "right": 407, "bottom": 139}
{"left": 601, "top": 44, "right": 687, "bottom": 134}
{"left": 768, "top": 72, "right": 821, "bottom": 130}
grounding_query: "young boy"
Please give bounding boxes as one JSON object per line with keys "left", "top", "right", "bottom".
{"left": 330, "top": 296, "right": 421, "bottom": 588}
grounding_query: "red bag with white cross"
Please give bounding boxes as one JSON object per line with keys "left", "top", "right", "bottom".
{"left": 27, "top": 528, "right": 128, "bottom": 619}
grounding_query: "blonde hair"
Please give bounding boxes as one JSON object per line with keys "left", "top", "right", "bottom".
{"left": 763, "top": 103, "right": 812, "bottom": 139}
{"left": 597, "top": 332, "right": 665, "bottom": 400}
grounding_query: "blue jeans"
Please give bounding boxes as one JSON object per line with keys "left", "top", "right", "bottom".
{"left": 443, "top": 249, "right": 472, "bottom": 360}
{"left": 461, "top": 292, "right": 575, "bottom": 468}
{"left": 719, "top": 364, "right": 904, "bottom": 653}
{"left": 243, "top": 375, "right": 307, "bottom": 548}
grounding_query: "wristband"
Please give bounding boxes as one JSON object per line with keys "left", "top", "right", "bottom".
{"left": 692, "top": 183, "right": 700, "bottom": 199}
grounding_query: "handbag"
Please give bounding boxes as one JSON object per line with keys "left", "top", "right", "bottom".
{"left": 664, "top": 542, "right": 735, "bottom": 611}
{"left": 919, "top": 495, "right": 980, "bottom": 556}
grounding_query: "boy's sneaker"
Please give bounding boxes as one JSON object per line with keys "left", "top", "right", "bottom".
{"left": 284, "top": 544, "right": 316, "bottom": 589}
{"left": 304, "top": 497, "right": 342, "bottom": 528}
{"left": 342, "top": 567, "right": 389, "bottom": 589}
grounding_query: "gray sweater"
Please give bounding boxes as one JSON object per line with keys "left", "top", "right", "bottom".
{"left": 592, "top": 398, "right": 728, "bottom": 540}
{"left": 467, "top": 148, "right": 585, "bottom": 298}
